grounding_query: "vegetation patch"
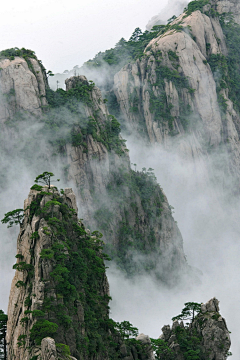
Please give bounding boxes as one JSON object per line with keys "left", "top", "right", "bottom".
{"left": 184, "top": 0, "right": 210, "bottom": 16}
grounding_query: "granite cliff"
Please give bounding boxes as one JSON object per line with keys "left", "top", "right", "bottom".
{"left": 0, "top": 50, "right": 190, "bottom": 282}
{"left": 6, "top": 184, "right": 156, "bottom": 360}
{"left": 113, "top": 0, "right": 240, "bottom": 194}
{"left": 0, "top": 49, "right": 47, "bottom": 123}
{"left": 7, "top": 185, "right": 110, "bottom": 359}
{"left": 5, "top": 185, "right": 231, "bottom": 360}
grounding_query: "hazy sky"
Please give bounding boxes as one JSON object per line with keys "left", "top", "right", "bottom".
{"left": 1, "top": 0, "right": 172, "bottom": 73}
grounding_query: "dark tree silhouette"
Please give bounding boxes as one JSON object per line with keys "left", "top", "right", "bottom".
{"left": 172, "top": 302, "right": 202, "bottom": 322}
{"left": 34, "top": 172, "right": 59, "bottom": 189}
{"left": 1, "top": 209, "right": 24, "bottom": 228}
{"left": 0, "top": 310, "right": 7, "bottom": 360}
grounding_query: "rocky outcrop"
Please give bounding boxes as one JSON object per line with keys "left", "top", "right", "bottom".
{"left": 0, "top": 53, "right": 191, "bottom": 283}
{"left": 64, "top": 75, "right": 130, "bottom": 225}
{"left": 115, "top": 10, "right": 224, "bottom": 142}
{"left": 159, "top": 297, "right": 231, "bottom": 359}
{"left": 0, "top": 56, "right": 47, "bottom": 123}
{"left": 62, "top": 75, "right": 190, "bottom": 281}
{"left": 41, "top": 337, "right": 77, "bottom": 360}
{"left": 6, "top": 185, "right": 165, "bottom": 360}
{"left": 146, "top": 0, "right": 240, "bottom": 30}
{"left": 6, "top": 186, "right": 110, "bottom": 359}
{"left": 216, "top": 0, "right": 240, "bottom": 24}
{"left": 114, "top": 3, "right": 240, "bottom": 194}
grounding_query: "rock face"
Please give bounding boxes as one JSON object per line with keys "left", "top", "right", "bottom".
{"left": 159, "top": 297, "right": 231, "bottom": 359}
{"left": 5, "top": 185, "right": 163, "bottom": 360}
{"left": 64, "top": 75, "right": 130, "bottom": 226}
{"left": 6, "top": 197, "right": 231, "bottom": 360}
{"left": 0, "top": 53, "right": 191, "bottom": 282}
{"left": 0, "top": 56, "right": 47, "bottom": 123}
{"left": 114, "top": 2, "right": 240, "bottom": 194}
{"left": 6, "top": 186, "right": 110, "bottom": 359}
{"left": 216, "top": 0, "right": 240, "bottom": 24}
{"left": 41, "top": 337, "right": 77, "bottom": 360}
{"left": 62, "top": 75, "right": 190, "bottom": 281}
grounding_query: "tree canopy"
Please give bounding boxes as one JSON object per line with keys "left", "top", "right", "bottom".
{"left": 172, "top": 302, "right": 202, "bottom": 322}
{"left": 1, "top": 209, "right": 24, "bottom": 228}
{"left": 34, "top": 171, "right": 59, "bottom": 189}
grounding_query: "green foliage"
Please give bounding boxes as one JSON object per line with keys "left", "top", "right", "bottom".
{"left": 211, "top": 313, "right": 220, "bottom": 320}
{"left": 219, "top": 13, "right": 240, "bottom": 114}
{"left": 19, "top": 181, "right": 114, "bottom": 357}
{"left": 185, "top": 0, "right": 210, "bottom": 16}
{"left": 0, "top": 47, "right": 37, "bottom": 60}
{"left": 46, "top": 80, "right": 95, "bottom": 107}
{"left": 103, "top": 168, "right": 165, "bottom": 275}
{"left": 0, "top": 47, "right": 48, "bottom": 84}
{"left": 175, "top": 326, "right": 203, "bottom": 359}
{"left": 56, "top": 343, "right": 71, "bottom": 357}
{"left": 168, "top": 50, "right": 179, "bottom": 62}
{"left": 150, "top": 301, "right": 204, "bottom": 360}
{"left": 167, "top": 15, "right": 177, "bottom": 23}
{"left": 34, "top": 171, "right": 59, "bottom": 189}
{"left": 45, "top": 82, "right": 126, "bottom": 156}
{"left": 114, "top": 321, "right": 138, "bottom": 340}
{"left": 15, "top": 281, "right": 26, "bottom": 288}
{"left": 13, "top": 262, "right": 34, "bottom": 272}
{"left": 30, "top": 231, "right": 39, "bottom": 240}
{"left": 84, "top": 26, "right": 164, "bottom": 72}
{"left": 208, "top": 54, "right": 227, "bottom": 75}
{"left": 156, "top": 66, "right": 189, "bottom": 89}
{"left": 24, "top": 295, "right": 32, "bottom": 307}
{"left": 148, "top": 64, "right": 192, "bottom": 132}
{"left": 151, "top": 338, "right": 175, "bottom": 360}
{"left": 17, "top": 334, "right": 27, "bottom": 348}
{"left": 40, "top": 248, "right": 54, "bottom": 259}
{"left": 30, "top": 184, "right": 43, "bottom": 191}
{"left": 94, "top": 208, "right": 113, "bottom": 231}
{"left": 0, "top": 310, "right": 7, "bottom": 360}
{"left": 31, "top": 310, "right": 45, "bottom": 317}
{"left": 20, "top": 317, "right": 29, "bottom": 325}
{"left": 172, "top": 302, "right": 202, "bottom": 322}
{"left": 1, "top": 208, "right": 24, "bottom": 228}
{"left": 30, "top": 320, "right": 58, "bottom": 345}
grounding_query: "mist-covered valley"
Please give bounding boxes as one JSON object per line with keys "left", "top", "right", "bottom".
{"left": 0, "top": 0, "right": 240, "bottom": 359}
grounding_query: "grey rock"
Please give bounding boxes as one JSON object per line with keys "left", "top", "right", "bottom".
{"left": 114, "top": 3, "right": 240, "bottom": 196}
{"left": 41, "top": 337, "right": 58, "bottom": 360}
{"left": 158, "top": 298, "right": 231, "bottom": 360}
{"left": 6, "top": 187, "right": 110, "bottom": 359}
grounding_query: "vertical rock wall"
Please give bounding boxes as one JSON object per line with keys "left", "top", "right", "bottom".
{"left": 114, "top": 5, "right": 240, "bottom": 193}
{"left": 0, "top": 57, "right": 47, "bottom": 124}
{"left": 6, "top": 186, "right": 110, "bottom": 359}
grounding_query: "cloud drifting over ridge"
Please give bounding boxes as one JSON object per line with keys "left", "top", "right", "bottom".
{"left": 106, "top": 132, "right": 239, "bottom": 358}
{"left": 146, "top": 0, "right": 190, "bottom": 29}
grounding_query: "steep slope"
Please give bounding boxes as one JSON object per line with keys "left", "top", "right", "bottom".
{"left": 7, "top": 186, "right": 110, "bottom": 359}
{"left": 5, "top": 185, "right": 230, "bottom": 359}
{"left": 0, "top": 48, "right": 47, "bottom": 123}
{"left": 113, "top": 1, "right": 240, "bottom": 194}
{"left": 0, "top": 51, "right": 190, "bottom": 282}
{"left": 46, "top": 75, "right": 190, "bottom": 281}
{"left": 6, "top": 185, "right": 157, "bottom": 360}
